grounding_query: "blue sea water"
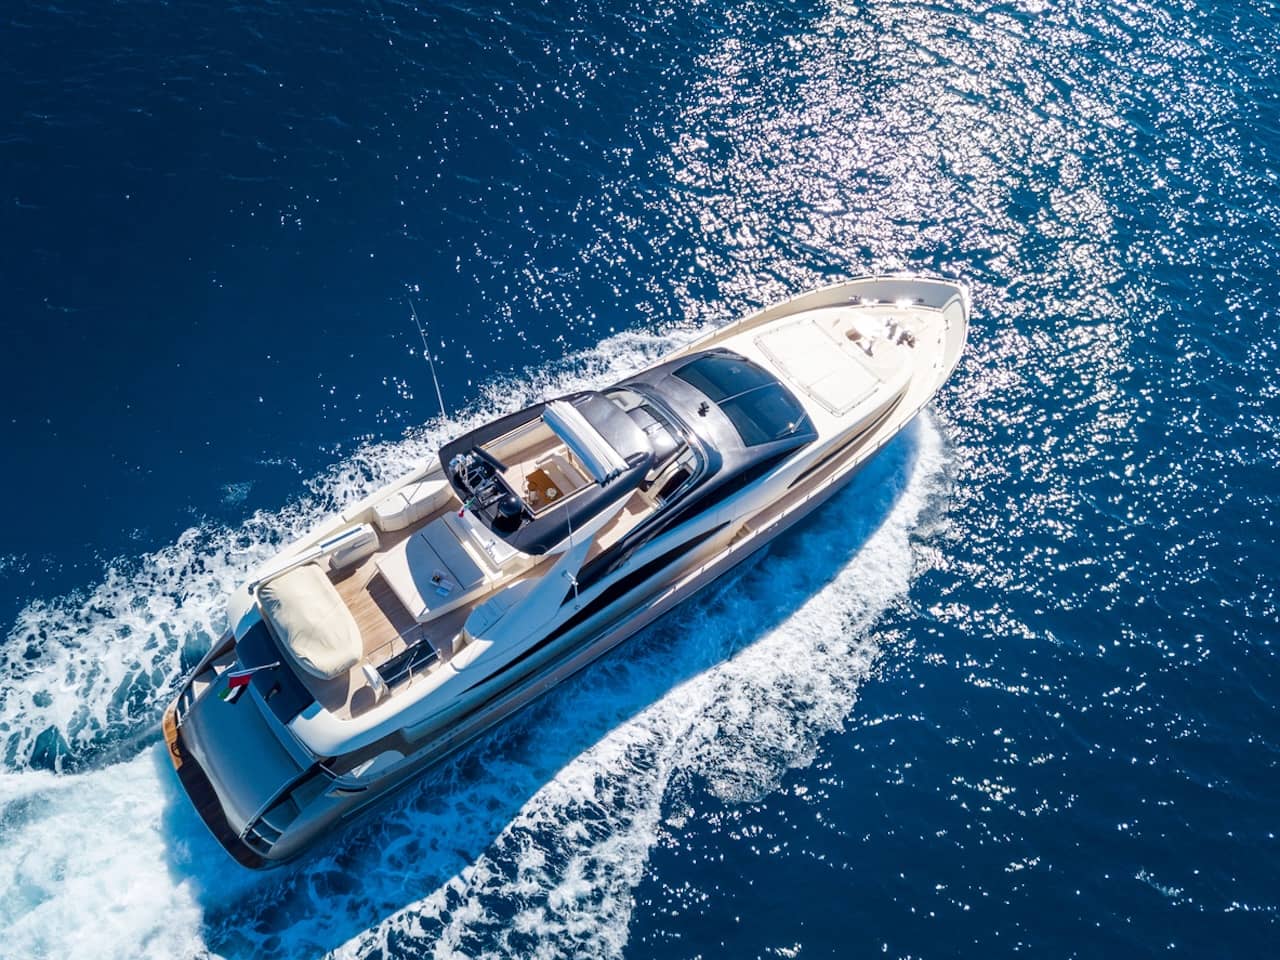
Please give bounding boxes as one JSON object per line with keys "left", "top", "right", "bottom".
{"left": 1, "top": 0, "right": 1278, "bottom": 956}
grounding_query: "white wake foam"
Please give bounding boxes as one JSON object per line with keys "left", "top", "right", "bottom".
{"left": 180, "top": 415, "right": 940, "bottom": 960}
{"left": 0, "top": 326, "right": 948, "bottom": 960}
{"left": 0, "top": 753, "right": 203, "bottom": 958}
{"left": 0, "top": 328, "right": 700, "bottom": 773}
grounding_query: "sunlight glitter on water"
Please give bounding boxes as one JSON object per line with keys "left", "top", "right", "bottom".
{"left": 0, "top": 412, "right": 947, "bottom": 959}
{"left": 6, "top": 0, "right": 1279, "bottom": 953}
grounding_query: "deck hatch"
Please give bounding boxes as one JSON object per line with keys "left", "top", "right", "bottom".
{"left": 754, "top": 317, "right": 881, "bottom": 415}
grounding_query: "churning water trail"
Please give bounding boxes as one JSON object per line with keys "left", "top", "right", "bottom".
{"left": 0, "top": 336, "right": 949, "bottom": 960}
{"left": 0, "top": 328, "right": 701, "bottom": 773}
{"left": 295, "top": 420, "right": 946, "bottom": 960}
{"left": 7, "top": 0, "right": 1280, "bottom": 953}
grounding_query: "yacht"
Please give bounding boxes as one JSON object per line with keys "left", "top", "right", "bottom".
{"left": 163, "top": 274, "right": 970, "bottom": 866}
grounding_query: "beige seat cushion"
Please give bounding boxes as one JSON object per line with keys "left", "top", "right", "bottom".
{"left": 258, "top": 563, "right": 362, "bottom": 679}
{"left": 372, "top": 477, "right": 452, "bottom": 533}
{"left": 375, "top": 519, "right": 488, "bottom": 622}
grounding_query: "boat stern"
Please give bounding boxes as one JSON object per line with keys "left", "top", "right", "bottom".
{"left": 163, "top": 700, "right": 269, "bottom": 868}
{"left": 163, "top": 629, "right": 320, "bottom": 867}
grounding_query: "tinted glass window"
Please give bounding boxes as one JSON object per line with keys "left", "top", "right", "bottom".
{"left": 673, "top": 354, "right": 812, "bottom": 446}
{"left": 700, "top": 451, "right": 791, "bottom": 511}
{"left": 655, "top": 466, "right": 691, "bottom": 502}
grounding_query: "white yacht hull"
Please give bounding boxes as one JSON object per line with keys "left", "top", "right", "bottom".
{"left": 164, "top": 274, "right": 969, "bottom": 866}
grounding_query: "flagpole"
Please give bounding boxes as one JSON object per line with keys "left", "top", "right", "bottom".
{"left": 220, "top": 661, "right": 281, "bottom": 702}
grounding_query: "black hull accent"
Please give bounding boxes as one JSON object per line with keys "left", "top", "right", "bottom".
{"left": 163, "top": 705, "right": 267, "bottom": 869}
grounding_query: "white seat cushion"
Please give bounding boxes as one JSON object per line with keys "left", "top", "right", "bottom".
{"left": 258, "top": 563, "right": 362, "bottom": 680}
{"left": 375, "top": 518, "right": 488, "bottom": 622}
{"left": 372, "top": 492, "right": 415, "bottom": 532}
{"left": 444, "top": 509, "right": 521, "bottom": 569}
{"left": 326, "top": 523, "right": 379, "bottom": 571}
{"left": 373, "top": 478, "right": 453, "bottom": 533}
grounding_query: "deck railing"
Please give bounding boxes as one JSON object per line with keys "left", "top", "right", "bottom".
{"left": 364, "top": 625, "right": 446, "bottom": 691}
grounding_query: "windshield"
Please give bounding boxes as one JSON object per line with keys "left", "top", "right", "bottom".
{"left": 672, "top": 354, "right": 813, "bottom": 446}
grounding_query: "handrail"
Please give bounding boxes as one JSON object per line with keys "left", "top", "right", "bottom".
{"left": 365, "top": 624, "right": 457, "bottom": 691}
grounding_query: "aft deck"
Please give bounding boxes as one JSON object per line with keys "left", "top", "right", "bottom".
{"left": 279, "top": 504, "right": 475, "bottom": 719}
{"left": 269, "top": 400, "right": 675, "bottom": 721}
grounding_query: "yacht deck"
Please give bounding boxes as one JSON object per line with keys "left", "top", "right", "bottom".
{"left": 287, "top": 513, "right": 471, "bottom": 719}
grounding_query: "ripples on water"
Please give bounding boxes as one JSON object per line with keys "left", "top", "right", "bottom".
{"left": 2, "top": 0, "right": 1278, "bottom": 956}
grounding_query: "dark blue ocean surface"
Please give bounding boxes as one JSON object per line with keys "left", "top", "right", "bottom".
{"left": 1, "top": 0, "right": 1277, "bottom": 956}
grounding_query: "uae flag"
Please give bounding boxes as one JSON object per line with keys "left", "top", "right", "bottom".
{"left": 220, "top": 662, "right": 280, "bottom": 702}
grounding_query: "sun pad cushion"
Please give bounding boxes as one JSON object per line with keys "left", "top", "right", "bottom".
{"left": 258, "top": 563, "right": 362, "bottom": 679}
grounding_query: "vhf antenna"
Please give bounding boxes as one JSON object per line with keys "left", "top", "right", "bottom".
{"left": 407, "top": 294, "right": 448, "bottom": 420}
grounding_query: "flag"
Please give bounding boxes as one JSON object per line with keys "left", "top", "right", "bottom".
{"left": 219, "top": 661, "right": 280, "bottom": 703}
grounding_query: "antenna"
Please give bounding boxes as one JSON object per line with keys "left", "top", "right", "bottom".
{"left": 407, "top": 294, "right": 448, "bottom": 420}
